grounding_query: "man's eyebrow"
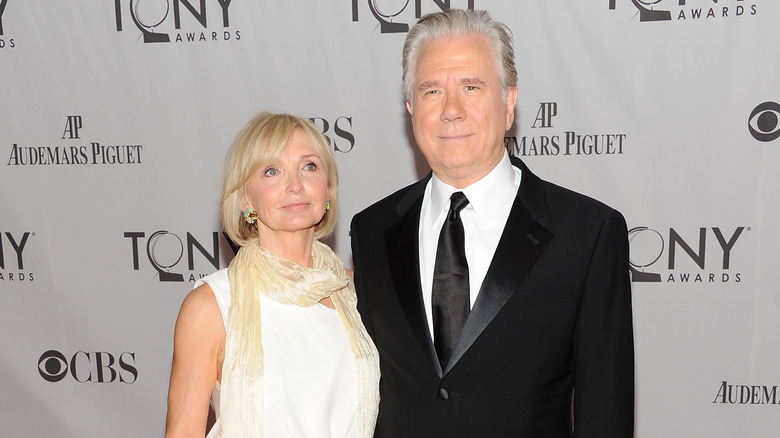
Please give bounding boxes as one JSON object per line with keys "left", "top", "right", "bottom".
{"left": 418, "top": 80, "right": 440, "bottom": 90}
{"left": 418, "top": 78, "right": 486, "bottom": 90}
{"left": 460, "top": 77, "right": 486, "bottom": 86}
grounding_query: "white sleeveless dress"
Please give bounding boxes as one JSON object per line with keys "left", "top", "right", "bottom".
{"left": 196, "top": 269, "right": 359, "bottom": 438}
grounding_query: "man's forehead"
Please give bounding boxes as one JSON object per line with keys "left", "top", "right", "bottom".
{"left": 415, "top": 35, "right": 494, "bottom": 68}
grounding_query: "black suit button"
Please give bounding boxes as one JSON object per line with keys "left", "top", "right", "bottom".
{"left": 438, "top": 388, "right": 450, "bottom": 400}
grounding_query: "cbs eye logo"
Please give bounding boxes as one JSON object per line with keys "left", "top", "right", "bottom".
{"left": 748, "top": 101, "right": 780, "bottom": 142}
{"left": 38, "top": 350, "right": 68, "bottom": 382}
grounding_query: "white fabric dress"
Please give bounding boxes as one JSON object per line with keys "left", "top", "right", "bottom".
{"left": 196, "top": 269, "right": 359, "bottom": 438}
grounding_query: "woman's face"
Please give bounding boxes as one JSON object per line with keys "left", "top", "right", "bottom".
{"left": 243, "top": 129, "right": 329, "bottom": 242}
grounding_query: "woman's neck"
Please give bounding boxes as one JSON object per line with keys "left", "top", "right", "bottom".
{"left": 256, "top": 230, "right": 315, "bottom": 267}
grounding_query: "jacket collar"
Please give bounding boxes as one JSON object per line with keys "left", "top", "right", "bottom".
{"left": 385, "top": 157, "right": 553, "bottom": 377}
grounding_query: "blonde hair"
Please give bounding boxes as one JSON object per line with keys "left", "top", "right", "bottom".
{"left": 221, "top": 112, "right": 339, "bottom": 247}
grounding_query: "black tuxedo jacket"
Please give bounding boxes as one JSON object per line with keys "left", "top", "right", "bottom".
{"left": 350, "top": 157, "right": 634, "bottom": 437}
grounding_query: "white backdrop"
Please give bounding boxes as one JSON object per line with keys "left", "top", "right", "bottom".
{"left": 2, "top": 1, "right": 779, "bottom": 436}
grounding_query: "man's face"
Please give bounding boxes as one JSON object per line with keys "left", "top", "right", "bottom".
{"left": 407, "top": 33, "right": 518, "bottom": 188}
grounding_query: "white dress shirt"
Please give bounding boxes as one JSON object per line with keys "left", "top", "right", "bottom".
{"left": 418, "top": 152, "right": 522, "bottom": 339}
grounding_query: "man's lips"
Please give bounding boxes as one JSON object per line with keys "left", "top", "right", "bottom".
{"left": 439, "top": 133, "right": 472, "bottom": 141}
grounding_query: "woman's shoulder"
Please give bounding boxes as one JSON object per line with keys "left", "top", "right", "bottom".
{"left": 192, "top": 268, "right": 230, "bottom": 326}
{"left": 194, "top": 268, "right": 230, "bottom": 291}
{"left": 181, "top": 281, "right": 221, "bottom": 321}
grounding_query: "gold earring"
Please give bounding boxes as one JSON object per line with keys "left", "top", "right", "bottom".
{"left": 325, "top": 200, "right": 331, "bottom": 212}
{"left": 243, "top": 208, "right": 258, "bottom": 224}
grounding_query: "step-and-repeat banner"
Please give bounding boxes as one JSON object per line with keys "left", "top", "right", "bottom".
{"left": 2, "top": 1, "right": 778, "bottom": 436}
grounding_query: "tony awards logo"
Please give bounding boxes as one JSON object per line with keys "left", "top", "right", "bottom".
{"left": 0, "top": 0, "right": 16, "bottom": 49}
{"left": 113, "top": 0, "right": 240, "bottom": 44}
{"left": 608, "top": 0, "right": 758, "bottom": 22}
{"left": 351, "top": 0, "right": 475, "bottom": 34}
{"left": 0, "top": 231, "right": 34, "bottom": 282}
{"left": 628, "top": 226, "right": 747, "bottom": 284}
{"left": 125, "top": 230, "right": 236, "bottom": 282}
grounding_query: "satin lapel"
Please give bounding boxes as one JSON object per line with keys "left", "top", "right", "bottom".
{"left": 444, "top": 161, "right": 553, "bottom": 375}
{"left": 384, "top": 179, "right": 443, "bottom": 376}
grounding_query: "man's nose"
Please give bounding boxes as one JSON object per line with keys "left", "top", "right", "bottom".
{"left": 441, "top": 92, "right": 466, "bottom": 122}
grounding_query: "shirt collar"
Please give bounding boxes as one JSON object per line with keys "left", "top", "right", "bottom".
{"left": 429, "top": 152, "right": 519, "bottom": 224}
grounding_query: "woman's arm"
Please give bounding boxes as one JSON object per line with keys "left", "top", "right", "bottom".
{"left": 164, "top": 284, "right": 225, "bottom": 437}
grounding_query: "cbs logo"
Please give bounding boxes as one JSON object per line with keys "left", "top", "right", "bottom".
{"left": 748, "top": 101, "right": 780, "bottom": 142}
{"left": 38, "top": 350, "right": 138, "bottom": 384}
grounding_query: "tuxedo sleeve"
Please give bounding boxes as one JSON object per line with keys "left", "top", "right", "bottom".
{"left": 350, "top": 215, "right": 376, "bottom": 341}
{"left": 573, "top": 208, "right": 634, "bottom": 437}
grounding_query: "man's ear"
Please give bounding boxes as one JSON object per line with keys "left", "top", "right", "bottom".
{"left": 505, "top": 86, "right": 518, "bottom": 130}
{"left": 406, "top": 100, "right": 413, "bottom": 116}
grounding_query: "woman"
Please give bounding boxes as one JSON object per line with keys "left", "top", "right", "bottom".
{"left": 164, "top": 112, "right": 379, "bottom": 437}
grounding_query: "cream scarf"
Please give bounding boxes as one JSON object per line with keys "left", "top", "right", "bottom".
{"left": 219, "top": 239, "right": 379, "bottom": 437}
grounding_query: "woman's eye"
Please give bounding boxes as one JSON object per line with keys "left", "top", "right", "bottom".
{"left": 264, "top": 168, "right": 278, "bottom": 176}
{"left": 304, "top": 162, "right": 317, "bottom": 171}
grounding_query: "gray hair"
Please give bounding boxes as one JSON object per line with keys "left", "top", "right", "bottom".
{"left": 402, "top": 9, "right": 517, "bottom": 103}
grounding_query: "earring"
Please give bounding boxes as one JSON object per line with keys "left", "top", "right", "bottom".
{"left": 243, "top": 208, "right": 258, "bottom": 224}
{"left": 325, "top": 200, "right": 331, "bottom": 212}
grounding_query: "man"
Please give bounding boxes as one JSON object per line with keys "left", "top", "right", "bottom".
{"left": 350, "top": 9, "right": 634, "bottom": 437}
